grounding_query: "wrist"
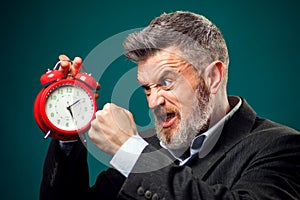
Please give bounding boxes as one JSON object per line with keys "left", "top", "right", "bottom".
{"left": 59, "top": 139, "right": 78, "bottom": 156}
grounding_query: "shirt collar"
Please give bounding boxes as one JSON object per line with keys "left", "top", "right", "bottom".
{"left": 160, "top": 96, "right": 242, "bottom": 165}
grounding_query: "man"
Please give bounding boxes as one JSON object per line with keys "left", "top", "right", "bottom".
{"left": 40, "top": 11, "right": 300, "bottom": 199}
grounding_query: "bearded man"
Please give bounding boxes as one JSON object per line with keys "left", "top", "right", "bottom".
{"left": 40, "top": 11, "right": 300, "bottom": 200}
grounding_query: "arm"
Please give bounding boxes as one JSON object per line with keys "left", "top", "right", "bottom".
{"left": 40, "top": 139, "right": 126, "bottom": 200}
{"left": 40, "top": 139, "right": 89, "bottom": 200}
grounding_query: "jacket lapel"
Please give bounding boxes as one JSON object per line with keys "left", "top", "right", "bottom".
{"left": 192, "top": 98, "right": 257, "bottom": 179}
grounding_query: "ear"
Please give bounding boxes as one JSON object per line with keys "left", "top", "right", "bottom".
{"left": 204, "top": 61, "right": 225, "bottom": 94}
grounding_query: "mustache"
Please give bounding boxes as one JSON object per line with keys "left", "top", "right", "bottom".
{"left": 152, "top": 106, "right": 179, "bottom": 121}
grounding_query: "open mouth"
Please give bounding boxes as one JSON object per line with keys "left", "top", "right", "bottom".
{"left": 156, "top": 111, "right": 178, "bottom": 128}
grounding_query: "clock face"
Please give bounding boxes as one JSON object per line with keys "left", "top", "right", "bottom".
{"left": 45, "top": 83, "right": 95, "bottom": 132}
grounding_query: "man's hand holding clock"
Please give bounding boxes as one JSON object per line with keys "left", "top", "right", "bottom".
{"left": 58, "top": 55, "right": 138, "bottom": 156}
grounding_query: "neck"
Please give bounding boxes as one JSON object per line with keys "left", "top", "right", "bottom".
{"left": 209, "top": 92, "right": 230, "bottom": 127}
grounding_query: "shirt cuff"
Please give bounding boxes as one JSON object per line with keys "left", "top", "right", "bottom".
{"left": 110, "top": 135, "right": 148, "bottom": 177}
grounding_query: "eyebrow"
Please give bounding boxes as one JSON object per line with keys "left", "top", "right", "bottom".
{"left": 137, "top": 69, "right": 179, "bottom": 85}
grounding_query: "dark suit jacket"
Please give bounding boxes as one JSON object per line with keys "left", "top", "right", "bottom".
{"left": 40, "top": 98, "right": 300, "bottom": 199}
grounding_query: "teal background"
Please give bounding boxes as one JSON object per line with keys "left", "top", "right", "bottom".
{"left": 1, "top": 0, "right": 300, "bottom": 199}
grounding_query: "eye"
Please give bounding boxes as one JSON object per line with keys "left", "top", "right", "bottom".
{"left": 160, "top": 78, "right": 173, "bottom": 89}
{"left": 142, "top": 85, "right": 151, "bottom": 95}
{"left": 163, "top": 79, "right": 172, "bottom": 86}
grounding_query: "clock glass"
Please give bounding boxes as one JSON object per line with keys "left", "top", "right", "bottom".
{"left": 45, "top": 83, "right": 95, "bottom": 132}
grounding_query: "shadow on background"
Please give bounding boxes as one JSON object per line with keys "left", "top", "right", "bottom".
{"left": 1, "top": 0, "right": 299, "bottom": 199}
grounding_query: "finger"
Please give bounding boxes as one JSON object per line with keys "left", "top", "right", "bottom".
{"left": 89, "top": 120, "right": 109, "bottom": 143}
{"left": 90, "top": 119, "right": 101, "bottom": 131}
{"left": 87, "top": 127, "right": 115, "bottom": 155}
{"left": 70, "top": 56, "right": 82, "bottom": 76}
{"left": 58, "top": 54, "right": 70, "bottom": 61}
{"left": 94, "top": 82, "right": 101, "bottom": 99}
{"left": 94, "top": 92, "right": 100, "bottom": 99}
{"left": 103, "top": 103, "right": 112, "bottom": 110}
{"left": 88, "top": 125, "right": 104, "bottom": 145}
{"left": 58, "top": 54, "right": 71, "bottom": 74}
{"left": 95, "top": 109, "right": 109, "bottom": 123}
{"left": 96, "top": 82, "right": 101, "bottom": 90}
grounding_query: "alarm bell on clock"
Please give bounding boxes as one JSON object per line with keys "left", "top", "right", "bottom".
{"left": 33, "top": 60, "right": 98, "bottom": 141}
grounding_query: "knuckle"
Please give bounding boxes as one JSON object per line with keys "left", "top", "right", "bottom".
{"left": 103, "top": 103, "right": 111, "bottom": 110}
{"left": 90, "top": 119, "right": 98, "bottom": 127}
{"left": 87, "top": 129, "right": 95, "bottom": 139}
{"left": 95, "top": 110, "right": 101, "bottom": 117}
{"left": 95, "top": 110, "right": 105, "bottom": 121}
{"left": 126, "top": 109, "right": 133, "bottom": 117}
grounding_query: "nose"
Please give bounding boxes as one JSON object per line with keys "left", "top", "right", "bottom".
{"left": 147, "top": 87, "right": 165, "bottom": 109}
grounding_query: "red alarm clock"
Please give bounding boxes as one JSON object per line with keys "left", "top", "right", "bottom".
{"left": 34, "top": 61, "right": 98, "bottom": 141}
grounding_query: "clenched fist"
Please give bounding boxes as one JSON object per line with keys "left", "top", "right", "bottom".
{"left": 88, "top": 103, "right": 138, "bottom": 155}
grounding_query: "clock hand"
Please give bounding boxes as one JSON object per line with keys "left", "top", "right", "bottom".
{"left": 67, "top": 106, "right": 74, "bottom": 119}
{"left": 67, "top": 99, "right": 81, "bottom": 109}
{"left": 66, "top": 99, "right": 81, "bottom": 119}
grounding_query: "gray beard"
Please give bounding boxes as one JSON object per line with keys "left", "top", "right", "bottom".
{"left": 156, "top": 92, "right": 212, "bottom": 151}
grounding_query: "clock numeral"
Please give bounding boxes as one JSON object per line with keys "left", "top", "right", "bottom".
{"left": 50, "top": 113, "right": 54, "bottom": 117}
{"left": 57, "top": 119, "right": 61, "bottom": 124}
{"left": 58, "top": 89, "right": 63, "bottom": 94}
{"left": 48, "top": 104, "right": 52, "bottom": 108}
{"left": 66, "top": 122, "right": 69, "bottom": 127}
{"left": 67, "top": 88, "right": 72, "bottom": 93}
{"left": 50, "top": 95, "right": 57, "bottom": 100}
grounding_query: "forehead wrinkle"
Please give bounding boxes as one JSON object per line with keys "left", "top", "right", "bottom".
{"left": 138, "top": 64, "right": 184, "bottom": 85}
{"left": 137, "top": 50, "right": 194, "bottom": 83}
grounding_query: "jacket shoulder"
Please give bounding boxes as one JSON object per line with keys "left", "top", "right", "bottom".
{"left": 250, "top": 117, "right": 299, "bottom": 138}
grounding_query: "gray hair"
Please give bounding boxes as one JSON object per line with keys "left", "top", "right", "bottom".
{"left": 123, "top": 11, "right": 229, "bottom": 83}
